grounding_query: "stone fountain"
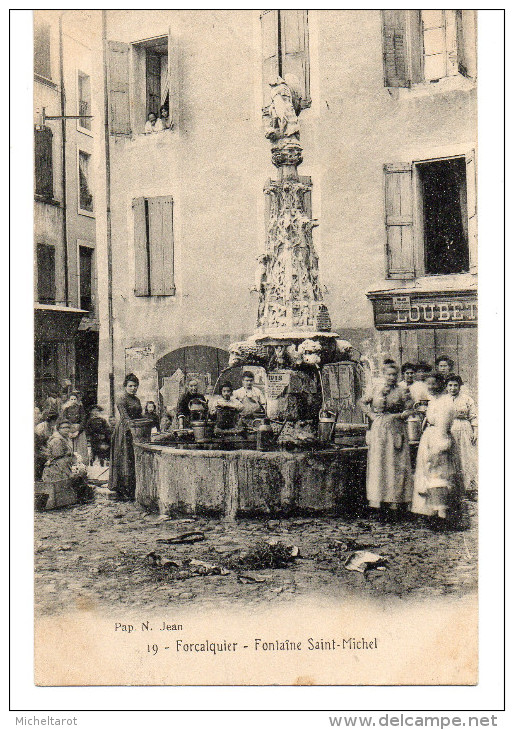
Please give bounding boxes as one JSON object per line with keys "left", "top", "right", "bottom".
{"left": 134, "top": 76, "right": 368, "bottom": 518}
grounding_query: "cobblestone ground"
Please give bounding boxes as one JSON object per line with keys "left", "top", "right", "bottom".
{"left": 34, "top": 477, "right": 478, "bottom": 616}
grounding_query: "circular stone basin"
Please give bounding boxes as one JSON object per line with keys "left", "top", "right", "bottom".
{"left": 134, "top": 443, "right": 367, "bottom": 518}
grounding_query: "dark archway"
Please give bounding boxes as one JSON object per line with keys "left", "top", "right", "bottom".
{"left": 155, "top": 345, "right": 230, "bottom": 411}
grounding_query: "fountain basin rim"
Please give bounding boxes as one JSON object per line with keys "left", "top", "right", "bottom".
{"left": 136, "top": 442, "right": 368, "bottom": 457}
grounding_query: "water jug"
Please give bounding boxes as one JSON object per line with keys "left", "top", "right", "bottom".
{"left": 407, "top": 415, "right": 421, "bottom": 442}
{"left": 256, "top": 418, "right": 274, "bottom": 451}
{"left": 318, "top": 410, "right": 337, "bottom": 443}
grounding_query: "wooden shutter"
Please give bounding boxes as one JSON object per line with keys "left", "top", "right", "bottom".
{"left": 444, "top": 10, "right": 460, "bottom": 77}
{"left": 382, "top": 10, "right": 409, "bottom": 87}
{"left": 281, "top": 10, "right": 310, "bottom": 108}
{"left": 466, "top": 151, "right": 477, "bottom": 273}
{"left": 167, "top": 28, "right": 179, "bottom": 128}
{"left": 457, "top": 10, "right": 477, "bottom": 80}
{"left": 147, "top": 196, "right": 175, "bottom": 296}
{"left": 384, "top": 163, "right": 415, "bottom": 279}
{"left": 34, "top": 126, "right": 53, "bottom": 199}
{"left": 407, "top": 10, "right": 423, "bottom": 85}
{"left": 107, "top": 41, "right": 131, "bottom": 135}
{"left": 261, "top": 10, "right": 279, "bottom": 107}
{"left": 133, "top": 197, "right": 149, "bottom": 296}
{"left": 34, "top": 23, "right": 51, "bottom": 78}
{"left": 37, "top": 244, "right": 56, "bottom": 304}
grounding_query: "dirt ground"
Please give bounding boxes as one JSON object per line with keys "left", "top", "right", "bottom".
{"left": 34, "top": 479, "right": 478, "bottom": 616}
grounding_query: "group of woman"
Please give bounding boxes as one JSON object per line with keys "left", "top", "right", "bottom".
{"left": 104, "top": 360, "right": 479, "bottom": 519}
{"left": 35, "top": 390, "right": 96, "bottom": 504}
{"left": 360, "top": 360, "right": 477, "bottom": 530}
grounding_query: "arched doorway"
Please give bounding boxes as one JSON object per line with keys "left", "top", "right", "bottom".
{"left": 156, "top": 345, "right": 230, "bottom": 411}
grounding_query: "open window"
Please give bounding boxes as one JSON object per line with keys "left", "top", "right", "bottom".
{"left": 78, "top": 150, "right": 94, "bottom": 215}
{"left": 382, "top": 10, "right": 476, "bottom": 88}
{"left": 384, "top": 152, "right": 477, "bottom": 279}
{"left": 140, "top": 36, "right": 169, "bottom": 120}
{"left": 417, "top": 157, "right": 469, "bottom": 275}
{"left": 78, "top": 243, "right": 95, "bottom": 313}
{"left": 107, "top": 32, "right": 177, "bottom": 136}
{"left": 77, "top": 70, "right": 92, "bottom": 133}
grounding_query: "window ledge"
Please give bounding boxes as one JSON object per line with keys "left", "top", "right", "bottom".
{"left": 370, "top": 272, "right": 477, "bottom": 295}
{"left": 133, "top": 289, "right": 176, "bottom": 298}
{"left": 130, "top": 129, "right": 175, "bottom": 144}
{"left": 78, "top": 209, "right": 95, "bottom": 219}
{"left": 397, "top": 74, "right": 476, "bottom": 100}
{"left": 35, "top": 195, "right": 61, "bottom": 207}
{"left": 34, "top": 73, "right": 58, "bottom": 89}
{"left": 77, "top": 126, "right": 94, "bottom": 137}
{"left": 78, "top": 316, "right": 99, "bottom": 331}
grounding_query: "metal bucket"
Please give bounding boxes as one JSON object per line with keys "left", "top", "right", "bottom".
{"left": 191, "top": 421, "right": 214, "bottom": 443}
{"left": 318, "top": 411, "right": 337, "bottom": 443}
{"left": 216, "top": 406, "right": 239, "bottom": 430}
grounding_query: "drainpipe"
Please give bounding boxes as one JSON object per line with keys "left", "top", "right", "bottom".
{"left": 58, "top": 13, "right": 69, "bottom": 307}
{"left": 102, "top": 10, "right": 115, "bottom": 415}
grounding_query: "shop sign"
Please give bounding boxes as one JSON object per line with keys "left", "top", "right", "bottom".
{"left": 370, "top": 292, "right": 477, "bottom": 329}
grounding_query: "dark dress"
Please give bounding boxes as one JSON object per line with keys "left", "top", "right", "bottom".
{"left": 61, "top": 403, "right": 88, "bottom": 462}
{"left": 86, "top": 415, "right": 112, "bottom": 464}
{"left": 144, "top": 411, "right": 161, "bottom": 432}
{"left": 108, "top": 393, "right": 143, "bottom": 500}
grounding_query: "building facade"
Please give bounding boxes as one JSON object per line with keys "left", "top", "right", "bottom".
{"left": 92, "top": 10, "right": 477, "bottom": 411}
{"left": 34, "top": 10, "right": 100, "bottom": 409}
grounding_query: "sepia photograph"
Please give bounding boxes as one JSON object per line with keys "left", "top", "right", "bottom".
{"left": 26, "top": 7, "right": 495, "bottom": 692}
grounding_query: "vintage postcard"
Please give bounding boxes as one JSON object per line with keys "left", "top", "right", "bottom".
{"left": 31, "top": 8, "right": 484, "bottom": 688}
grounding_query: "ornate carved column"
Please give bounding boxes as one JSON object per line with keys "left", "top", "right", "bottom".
{"left": 255, "top": 78, "right": 330, "bottom": 339}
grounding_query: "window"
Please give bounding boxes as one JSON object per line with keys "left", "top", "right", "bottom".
{"left": 384, "top": 153, "right": 477, "bottom": 279}
{"left": 133, "top": 196, "right": 175, "bottom": 296}
{"left": 36, "top": 243, "right": 56, "bottom": 304}
{"left": 78, "top": 71, "right": 92, "bottom": 131}
{"left": 107, "top": 34, "right": 175, "bottom": 135}
{"left": 34, "top": 22, "right": 51, "bottom": 79}
{"left": 422, "top": 10, "right": 459, "bottom": 82}
{"left": 79, "top": 245, "right": 94, "bottom": 312}
{"left": 418, "top": 158, "right": 469, "bottom": 275}
{"left": 78, "top": 150, "right": 93, "bottom": 214}
{"left": 35, "top": 342, "right": 59, "bottom": 404}
{"left": 34, "top": 126, "right": 54, "bottom": 199}
{"left": 261, "top": 10, "right": 310, "bottom": 109}
{"left": 382, "top": 10, "right": 476, "bottom": 88}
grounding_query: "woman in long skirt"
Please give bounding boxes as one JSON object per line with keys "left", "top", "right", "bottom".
{"left": 446, "top": 374, "right": 478, "bottom": 496}
{"left": 411, "top": 373, "right": 461, "bottom": 528}
{"left": 61, "top": 391, "right": 89, "bottom": 463}
{"left": 109, "top": 374, "right": 142, "bottom": 501}
{"left": 359, "top": 363, "right": 414, "bottom": 516}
